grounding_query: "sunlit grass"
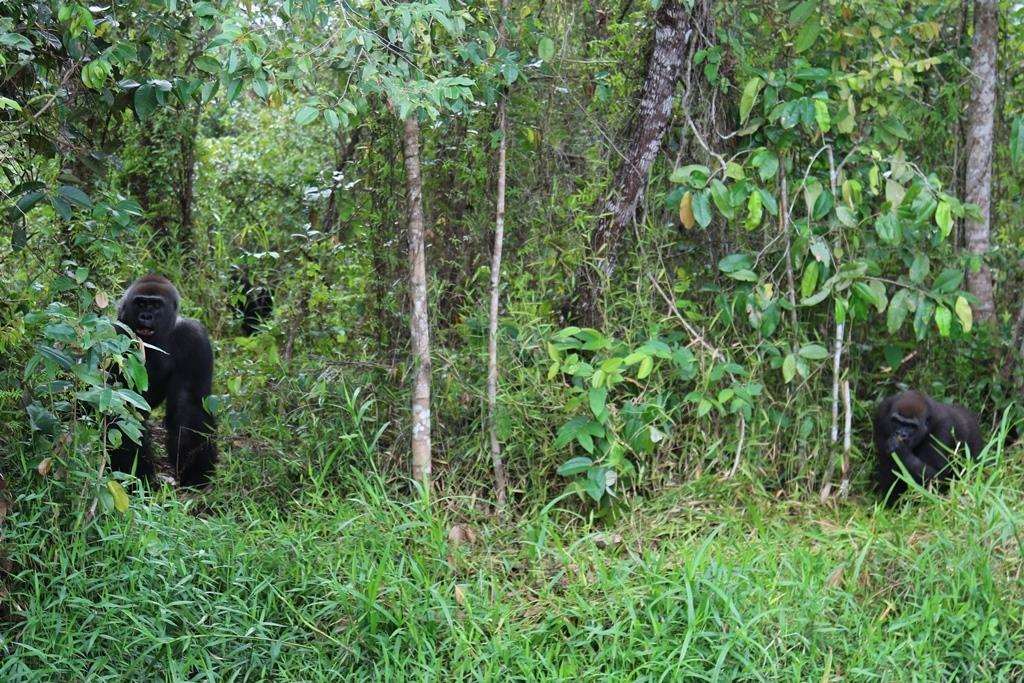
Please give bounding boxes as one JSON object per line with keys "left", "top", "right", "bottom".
{"left": 4, "top": 438, "right": 1023, "bottom": 680}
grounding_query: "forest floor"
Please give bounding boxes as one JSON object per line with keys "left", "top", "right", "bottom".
{"left": 3, "top": 443, "right": 1024, "bottom": 681}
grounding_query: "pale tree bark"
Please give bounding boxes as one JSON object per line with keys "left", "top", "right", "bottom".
{"left": 571, "top": 0, "right": 706, "bottom": 326}
{"left": 402, "top": 115, "right": 432, "bottom": 489}
{"left": 487, "top": 0, "right": 511, "bottom": 508}
{"left": 964, "top": 0, "right": 998, "bottom": 323}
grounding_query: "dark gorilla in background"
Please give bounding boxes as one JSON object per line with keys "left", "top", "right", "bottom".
{"left": 873, "top": 390, "right": 982, "bottom": 503}
{"left": 230, "top": 266, "right": 273, "bottom": 335}
{"left": 114, "top": 274, "right": 217, "bottom": 486}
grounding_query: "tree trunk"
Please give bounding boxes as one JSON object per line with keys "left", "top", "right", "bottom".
{"left": 402, "top": 115, "right": 432, "bottom": 490}
{"left": 487, "top": 0, "right": 511, "bottom": 508}
{"left": 570, "top": 0, "right": 697, "bottom": 326}
{"left": 177, "top": 103, "right": 200, "bottom": 255}
{"left": 963, "top": 0, "right": 998, "bottom": 323}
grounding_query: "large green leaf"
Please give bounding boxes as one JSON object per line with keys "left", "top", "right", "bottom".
{"left": 739, "top": 77, "right": 763, "bottom": 124}
{"left": 793, "top": 17, "right": 821, "bottom": 53}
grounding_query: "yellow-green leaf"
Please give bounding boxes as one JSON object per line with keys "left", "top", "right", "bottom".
{"left": 955, "top": 296, "right": 973, "bottom": 333}
{"left": 934, "top": 305, "right": 952, "bottom": 337}
{"left": 935, "top": 200, "right": 953, "bottom": 238}
{"left": 638, "top": 355, "right": 654, "bottom": 379}
{"left": 782, "top": 353, "right": 797, "bottom": 383}
{"left": 107, "top": 480, "right": 130, "bottom": 513}
{"left": 813, "top": 99, "right": 830, "bottom": 133}
{"left": 745, "top": 190, "right": 763, "bottom": 230}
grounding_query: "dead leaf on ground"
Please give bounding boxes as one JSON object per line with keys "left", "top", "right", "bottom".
{"left": 448, "top": 524, "right": 477, "bottom": 546}
{"left": 454, "top": 584, "right": 467, "bottom": 606}
{"left": 594, "top": 532, "right": 623, "bottom": 549}
{"left": 36, "top": 458, "right": 53, "bottom": 477}
{"left": 826, "top": 564, "right": 845, "bottom": 589}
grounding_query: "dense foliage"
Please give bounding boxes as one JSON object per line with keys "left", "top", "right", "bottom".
{"left": 2, "top": 0, "right": 1024, "bottom": 678}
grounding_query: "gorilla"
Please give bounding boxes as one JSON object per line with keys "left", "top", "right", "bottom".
{"left": 230, "top": 266, "right": 273, "bottom": 335}
{"left": 113, "top": 274, "right": 217, "bottom": 486}
{"left": 873, "top": 390, "right": 982, "bottom": 503}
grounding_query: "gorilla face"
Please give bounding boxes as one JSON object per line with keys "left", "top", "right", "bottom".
{"left": 122, "top": 293, "right": 173, "bottom": 340}
{"left": 889, "top": 412, "right": 929, "bottom": 451}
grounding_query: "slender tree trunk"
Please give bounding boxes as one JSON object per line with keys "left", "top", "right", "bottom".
{"left": 177, "top": 103, "right": 200, "bottom": 255}
{"left": 402, "top": 115, "right": 432, "bottom": 489}
{"left": 964, "top": 0, "right": 998, "bottom": 322}
{"left": 487, "top": 0, "right": 511, "bottom": 508}
{"left": 570, "top": 0, "right": 698, "bottom": 326}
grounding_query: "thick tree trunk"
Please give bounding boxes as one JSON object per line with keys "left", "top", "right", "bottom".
{"left": 487, "top": 0, "right": 511, "bottom": 509}
{"left": 570, "top": 0, "right": 697, "bottom": 326}
{"left": 963, "top": 0, "right": 998, "bottom": 323}
{"left": 402, "top": 115, "right": 432, "bottom": 489}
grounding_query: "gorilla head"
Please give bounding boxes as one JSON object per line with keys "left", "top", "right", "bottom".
{"left": 886, "top": 390, "right": 932, "bottom": 453}
{"left": 118, "top": 274, "right": 180, "bottom": 343}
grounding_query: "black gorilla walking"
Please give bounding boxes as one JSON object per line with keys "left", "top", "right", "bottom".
{"left": 873, "top": 390, "right": 982, "bottom": 503}
{"left": 113, "top": 274, "right": 217, "bottom": 486}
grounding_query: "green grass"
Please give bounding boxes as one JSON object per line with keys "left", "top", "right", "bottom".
{"left": 3, "top": 446, "right": 1024, "bottom": 681}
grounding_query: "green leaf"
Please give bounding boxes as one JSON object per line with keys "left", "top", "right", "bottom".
{"left": 932, "top": 268, "right": 963, "bottom": 294}
{"left": 798, "top": 343, "right": 829, "bottom": 360}
{"left": 789, "top": 0, "right": 816, "bottom": 25}
{"left": 801, "top": 261, "right": 820, "bottom": 299}
{"left": 813, "top": 99, "right": 830, "bottom": 133}
{"left": 728, "top": 269, "right": 759, "bottom": 283}
{"left": 692, "top": 190, "right": 712, "bottom": 227}
{"left": 547, "top": 361, "right": 559, "bottom": 380}
{"left": 935, "top": 200, "right": 953, "bottom": 238}
{"left": 557, "top": 456, "right": 593, "bottom": 476}
{"left": 718, "top": 253, "right": 753, "bottom": 273}
{"left": 294, "top": 105, "right": 319, "bottom": 125}
{"left": 133, "top": 84, "right": 158, "bottom": 121}
{"left": 57, "top": 185, "right": 92, "bottom": 209}
{"left": 909, "top": 253, "right": 930, "bottom": 284}
{"left": 669, "top": 164, "right": 711, "bottom": 188}
{"left": 782, "top": 353, "right": 797, "bottom": 383}
{"left": 913, "top": 296, "right": 936, "bottom": 341}
{"left": 194, "top": 55, "right": 222, "bottom": 74}
{"left": 853, "top": 280, "right": 887, "bottom": 313}
{"left": 538, "top": 37, "right": 555, "bottom": 61}
{"left": 874, "top": 213, "right": 901, "bottom": 245}
{"left": 955, "top": 296, "right": 973, "bottom": 333}
{"left": 755, "top": 151, "right": 778, "bottom": 182}
{"left": 886, "top": 289, "right": 912, "bottom": 334}
{"left": 638, "top": 355, "right": 654, "bottom": 379}
{"left": 739, "top": 77, "right": 763, "bottom": 124}
{"left": 885, "top": 179, "right": 905, "bottom": 209}
{"left": 1011, "top": 117, "right": 1024, "bottom": 165}
{"left": 710, "top": 179, "right": 734, "bottom": 219}
{"left": 812, "top": 190, "right": 833, "bottom": 221}
{"left": 793, "top": 17, "right": 821, "bottom": 53}
{"left": 934, "top": 305, "right": 952, "bottom": 337}
{"left": 588, "top": 387, "right": 607, "bottom": 418}
{"left": 835, "top": 205, "right": 857, "bottom": 227}
{"left": 554, "top": 416, "right": 588, "bottom": 449}
{"left": 745, "top": 190, "right": 763, "bottom": 230}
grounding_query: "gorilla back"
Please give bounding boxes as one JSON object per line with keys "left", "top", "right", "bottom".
{"left": 115, "top": 274, "right": 217, "bottom": 486}
{"left": 872, "top": 390, "right": 982, "bottom": 503}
